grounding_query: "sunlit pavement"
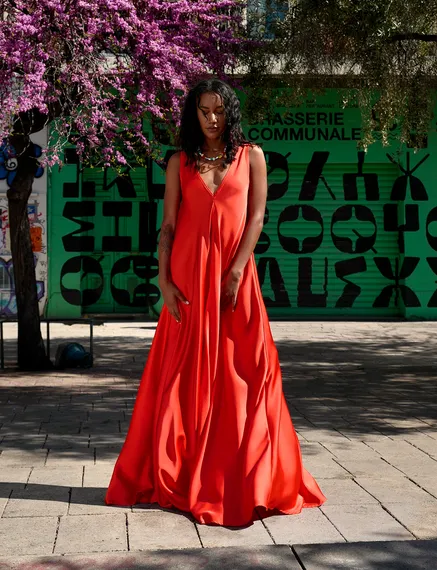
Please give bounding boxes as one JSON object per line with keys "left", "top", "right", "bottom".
{"left": 1, "top": 320, "right": 437, "bottom": 569}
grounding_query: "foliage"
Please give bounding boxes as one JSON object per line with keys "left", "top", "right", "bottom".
{"left": 0, "top": 0, "right": 245, "bottom": 166}
{"left": 243, "top": 0, "right": 437, "bottom": 148}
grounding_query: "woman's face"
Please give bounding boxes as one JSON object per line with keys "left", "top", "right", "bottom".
{"left": 196, "top": 92, "right": 226, "bottom": 145}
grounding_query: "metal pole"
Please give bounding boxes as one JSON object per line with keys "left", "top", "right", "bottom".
{"left": 90, "top": 321, "right": 94, "bottom": 360}
{"left": 0, "top": 321, "right": 4, "bottom": 370}
{"left": 46, "top": 320, "right": 50, "bottom": 360}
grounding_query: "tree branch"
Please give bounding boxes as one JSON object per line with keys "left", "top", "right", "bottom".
{"left": 389, "top": 33, "right": 437, "bottom": 42}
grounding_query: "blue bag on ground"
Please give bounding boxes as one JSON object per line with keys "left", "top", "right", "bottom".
{"left": 55, "top": 342, "right": 93, "bottom": 369}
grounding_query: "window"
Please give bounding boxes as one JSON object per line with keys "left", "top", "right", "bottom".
{"left": 247, "top": 0, "right": 289, "bottom": 38}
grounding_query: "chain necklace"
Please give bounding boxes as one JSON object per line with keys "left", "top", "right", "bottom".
{"left": 196, "top": 147, "right": 225, "bottom": 162}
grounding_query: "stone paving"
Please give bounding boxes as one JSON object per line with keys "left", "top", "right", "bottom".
{"left": 0, "top": 320, "right": 437, "bottom": 568}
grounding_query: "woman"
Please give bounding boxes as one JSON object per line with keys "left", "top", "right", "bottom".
{"left": 105, "top": 79, "right": 326, "bottom": 526}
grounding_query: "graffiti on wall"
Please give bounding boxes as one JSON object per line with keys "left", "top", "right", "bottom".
{"left": 0, "top": 257, "right": 45, "bottom": 316}
{"left": 0, "top": 132, "right": 48, "bottom": 317}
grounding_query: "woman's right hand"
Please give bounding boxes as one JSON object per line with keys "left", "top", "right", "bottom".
{"left": 160, "top": 281, "right": 189, "bottom": 323}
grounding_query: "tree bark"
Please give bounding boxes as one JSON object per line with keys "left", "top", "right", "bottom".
{"left": 7, "top": 140, "right": 52, "bottom": 370}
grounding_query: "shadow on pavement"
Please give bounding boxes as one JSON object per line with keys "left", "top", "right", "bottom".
{"left": 1, "top": 541, "right": 437, "bottom": 569}
{"left": 0, "top": 327, "right": 436, "bottom": 458}
{"left": 293, "top": 539, "right": 437, "bottom": 570}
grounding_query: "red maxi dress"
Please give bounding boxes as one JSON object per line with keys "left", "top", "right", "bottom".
{"left": 105, "top": 145, "right": 326, "bottom": 526}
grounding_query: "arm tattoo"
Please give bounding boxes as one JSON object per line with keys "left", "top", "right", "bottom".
{"left": 159, "top": 223, "right": 174, "bottom": 256}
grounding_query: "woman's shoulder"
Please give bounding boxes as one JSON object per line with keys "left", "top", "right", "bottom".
{"left": 247, "top": 143, "right": 265, "bottom": 164}
{"left": 166, "top": 151, "right": 182, "bottom": 171}
{"left": 168, "top": 150, "right": 182, "bottom": 164}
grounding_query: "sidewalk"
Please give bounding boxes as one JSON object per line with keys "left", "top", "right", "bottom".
{"left": 1, "top": 320, "right": 437, "bottom": 569}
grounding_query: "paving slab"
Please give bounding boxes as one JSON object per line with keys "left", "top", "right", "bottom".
{"left": 0, "top": 466, "right": 31, "bottom": 488}
{"left": 321, "top": 441, "right": 382, "bottom": 462}
{"left": 0, "top": 546, "right": 301, "bottom": 570}
{"left": 295, "top": 429, "right": 350, "bottom": 444}
{"left": 45, "top": 449, "right": 95, "bottom": 466}
{"left": 28, "top": 466, "right": 83, "bottom": 487}
{"left": 0, "top": 449, "right": 48, "bottom": 466}
{"left": 0, "top": 434, "right": 48, "bottom": 449}
{"left": 43, "top": 434, "right": 90, "bottom": 449}
{"left": 293, "top": 539, "right": 437, "bottom": 570}
{"left": 383, "top": 502, "right": 437, "bottom": 539}
{"left": 83, "top": 465, "right": 114, "bottom": 487}
{"left": 69, "top": 487, "right": 130, "bottom": 515}
{"left": 197, "top": 519, "right": 273, "bottom": 547}
{"left": 299, "top": 457, "right": 351, "bottom": 479}
{"left": 355, "top": 476, "right": 434, "bottom": 504}
{"left": 128, "top": 511, "right": 201, "bottom": 550}
{"left": 262, "top": 508, "right": 344, "bottom": 545}
{"left": 408, "top": 475, "right": 437, "bottom": 498}
{"left": 333, "top": 458, "right": 405, "bottom": 479}
{"left": 315, "top": 479, "right": 377, "bottom": 505}
{"left": 54, "top": 513, "right": 127, "bottom": 554}
{"left": 0, "top": 496, "right": 8, "bottom": 517}
{"left": 402, "top": 434, "right": 437, "bottom": 458}
{"left": 3, "top": 486, "right": 69, "bottom": 517}
{"left": 320, "top": 505, "right": 414, "bottom": 542}
{"left": 0, "top": 516, "right": 58, "bottom": 556}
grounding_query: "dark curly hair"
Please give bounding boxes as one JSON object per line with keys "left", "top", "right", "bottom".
{"left": 177, "top": 79, "right": 249, "bottom": 168}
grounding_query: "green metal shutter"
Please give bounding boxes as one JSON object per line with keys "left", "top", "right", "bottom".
{"left": 256, "top": 158, "right": 401, "bottom": 317}
{"left": 80, "top": 167, "right": 161, "bottom": 316}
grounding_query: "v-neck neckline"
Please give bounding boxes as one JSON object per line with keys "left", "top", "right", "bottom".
{"left": 195, "top": 147, "right": 240, "bottom": 197}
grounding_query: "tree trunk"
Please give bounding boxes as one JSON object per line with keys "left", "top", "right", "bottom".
{"left": 7, "top": 143, "right": 52, "bottom": 370}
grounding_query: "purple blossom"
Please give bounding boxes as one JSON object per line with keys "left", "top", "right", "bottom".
{"left": 0, "top": 0, "right": 246, "bottom": 165}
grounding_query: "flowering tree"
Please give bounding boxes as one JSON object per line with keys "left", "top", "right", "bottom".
{"left": 0, "top": 0, "right": 244, "bottom": 370}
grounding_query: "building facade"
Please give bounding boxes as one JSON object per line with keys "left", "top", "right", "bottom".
{"left": 46, "top": 90, "right": 437, "bottom": 320}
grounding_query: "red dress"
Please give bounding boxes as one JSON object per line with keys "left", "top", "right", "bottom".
{"left": 105, "top": 145, "right": 326, "bottom": 526}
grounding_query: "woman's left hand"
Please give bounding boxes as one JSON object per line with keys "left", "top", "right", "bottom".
{"left": 221, "top": 269, "right": 242, "bottom": 312}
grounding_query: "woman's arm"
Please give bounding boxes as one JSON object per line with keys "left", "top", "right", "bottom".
{"left": 158, "top": 152, "right": 189, "bottom": 322}
{"left": 158, "top": 152, "right": 181, "bottom": 286}
{"left": 230, "top": 145, "right": 267, "bottom": 277}
{"left": 222, "top": 145, "right": 267, "bottom": 310}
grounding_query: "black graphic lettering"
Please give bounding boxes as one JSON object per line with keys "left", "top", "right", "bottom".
{"left": 297, "top": 258, "right": 328, "bottom": 307}
{"left": 102, "top": 202, "right": 132, "bottom": 252}
{"left": 299, "top": 152, "right": 334, "bottom": 200}
{"left": 426, "top": 207, "right": 437, "bottom": 251}
{"left": 139, "top": 202, "right": 158, "bottom": 253}
{"left": 82, "top": 181, "right": 96, "bottom": 198}
{"left": 265, "top": 151, "right": 290, "bottom": 201}
{"left": 62, "top": 160, "right": 80, "bottom": 198}
{"left": 64, "top": 148, "right": 79, "bottom": 165}
{"left": 111, "top": 256, "right": 160, "bottom": 307}
{"left": 331, "top": 206, "right": 377, "bottom": 254}
{"left": 373, "top": 257, "right": 420, "bottom": 307}
{"left": 278, "top": 205, "right": 323, "bottom": 254}
{"left": 426, "top": 258, "right": 437, "bottom": 307}
{"left": 103, "top": 168, "right": 137, "bottom": 197}
{"left": 60, "top": 256, "right": 103, "bottom": 306}
{"left": 384, "top": 204, "right": 419, "bottom": 254}
{"left": 255, "top": 207, "right": 271, "bottom": 255}
{"left": 335, "top": 257, "right": 367, "bottom": 307}
{"left": 343, "top": 151, "right": 379, "bottom": 200}
{"left": 147, "top": 150, "right": 177, "bottom": 199}
{"left": 62, "top": 202, "right": 95, "bottom": 251}
{"left": 257, "top": 257, "right": 291, "bottom": 307}
{"left": 387, "top": 152, "right": 429, "bottom": 200}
